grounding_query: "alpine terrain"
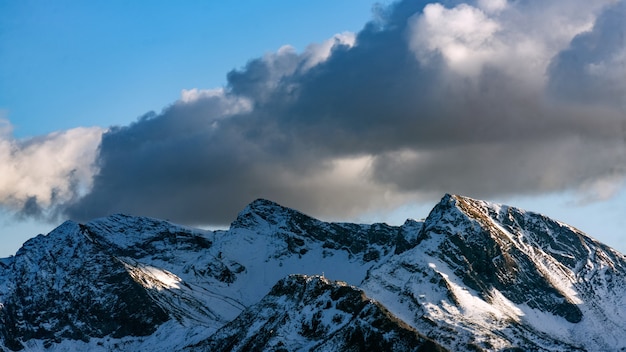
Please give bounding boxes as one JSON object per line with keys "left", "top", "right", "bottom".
{"left": 0, "top": 194, "right": 624, "bottom": 351}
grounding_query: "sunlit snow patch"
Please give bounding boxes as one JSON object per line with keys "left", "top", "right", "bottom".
{"left": 118, "top": 257, "right": 182, "bottom": 290}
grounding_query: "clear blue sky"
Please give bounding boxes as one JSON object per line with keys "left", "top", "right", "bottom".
{"left": 1, "top": 0, "right": 624, "bottom": 257}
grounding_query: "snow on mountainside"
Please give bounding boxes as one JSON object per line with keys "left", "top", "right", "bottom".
{"left": 0, "top": 194, "right": 624, "bottom": 351}
{"left": 362, "top": 194, "right": 626, "bottom": 351}
{"left": 187, "top": 274, "right": 447, "bottom": 352}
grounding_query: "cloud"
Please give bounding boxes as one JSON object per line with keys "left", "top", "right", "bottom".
{"left": 59, "top": 0, "right": 626, "bottom": 225}
{"left": 0, "top": 118, "right": 103, "bottom": 219}
{"left": 477, "top": 0, "right": 507, "bottom": 14}
{"left": 409, "top": 3, "right": 502, "bottom": 77}
{"left": 547, "top": 0, "right": 626, "bottom": 108}
{"left": 300, "top": 32, "right": 357, "bottom": 70}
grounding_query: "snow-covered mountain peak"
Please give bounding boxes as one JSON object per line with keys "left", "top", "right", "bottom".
{"left": 11, "top": 220, "right": 79, "bottom": 256}
{"left": 1, "top": 195, "right": 624, "bottom": 351}
{"left": 0, "top": 219, "right": 170, "bottom": 350}
{"left": 421, "top": 193, "right": 503, "bottom": 228}
{"left": 230, "top": 198, "right": 412, "bottom": 263}
{"left": 425, "top": 194, "right": 625, "bottom": 275}
{"left": 362, "top": 194, "right": 626, "bottom": 351}
{"left": 230, "top": 198, "right": 313, "bottom": 231}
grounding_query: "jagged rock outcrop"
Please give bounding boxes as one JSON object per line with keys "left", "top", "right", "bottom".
{"left": 0, "top": 195, "right": 624, "bottom": 351}
{"left": 188, "top": 274, "right": 448, "bottom": 352}
{"left": 362, "top": 194, "right": 626, "bottom": 351}
{"left": 0, "top": 221, "right": 169, "bottom": 350}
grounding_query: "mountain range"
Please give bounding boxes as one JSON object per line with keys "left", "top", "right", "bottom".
{"left": 0, "top": 194, "right": 624, "bottom": 351}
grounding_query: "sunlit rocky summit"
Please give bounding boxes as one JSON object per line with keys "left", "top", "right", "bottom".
{"left": 0, "top": 194, "right": 624, "bottom": 351}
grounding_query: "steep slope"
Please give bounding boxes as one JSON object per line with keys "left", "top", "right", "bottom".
{"left": 0, "top": 199, "right": 414, "bottom": 351}
{"left": 362, "top": 194, "right": 626, "bottom": 351}
{"left": 0, "top": 195, "right": 624, "bottom": 351}
{"left": 187, "top": 274, "right": 448, "bottom": 352}
{"left": 0, "top": 221, "right": 169, "bottom": 351}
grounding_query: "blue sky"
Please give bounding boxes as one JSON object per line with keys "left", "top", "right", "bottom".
{"left": 1, "top": 0, "right": 624, "bottom": 257}
{"left": 1, "top": 0, "right": 381, "bottom": 137}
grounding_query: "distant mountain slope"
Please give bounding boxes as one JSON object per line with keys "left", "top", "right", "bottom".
{"left": 0, "top": 194, "right": 624, "bottom": 351}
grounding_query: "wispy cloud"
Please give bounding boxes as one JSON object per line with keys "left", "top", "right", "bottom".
{"left": 0, "top": 118, "right": 103, "bottom": 219}
{"left": 5, "top": 0, "right": 625, "bottom": 225}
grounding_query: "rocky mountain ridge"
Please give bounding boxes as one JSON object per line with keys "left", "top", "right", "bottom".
{"left": 0, "top": 194, "right": 624, "bottom": 351}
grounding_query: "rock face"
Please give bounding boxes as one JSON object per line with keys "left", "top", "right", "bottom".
{"left": 0, "top": 194, "right": 624, "bottom": 351}
{"left": 362, "top": 194, "right": 626, "bottom": 351}
{"left": 0, "top": 221, "right": 169, "bottom": 350}
{"left": 188, "top": 275, "right": 447, "bottom": 352}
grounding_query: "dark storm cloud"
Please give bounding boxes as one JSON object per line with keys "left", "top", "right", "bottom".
{"left": 19, "top": 196, "right": 44, "bottom": 219}
{"left": 65, "top": 0, "right": 626, "bottom": 225}
{"left": 548, "top": 0, "right": 626, "bottom": 107}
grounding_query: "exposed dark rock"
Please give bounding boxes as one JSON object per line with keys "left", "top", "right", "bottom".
{"left": 188, "top": 275, "right": 449, "bottom": 352}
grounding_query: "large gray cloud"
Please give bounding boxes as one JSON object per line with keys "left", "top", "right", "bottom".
{"left": 65, "top": 0, "right": 626, "bottom": 225}
{"left": 548, "top": 0, "right": 626, "bottom": 108}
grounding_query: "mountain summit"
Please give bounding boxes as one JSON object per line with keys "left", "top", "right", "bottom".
{"left": 0, "top": 194, "right": 624, "bottom": 351}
